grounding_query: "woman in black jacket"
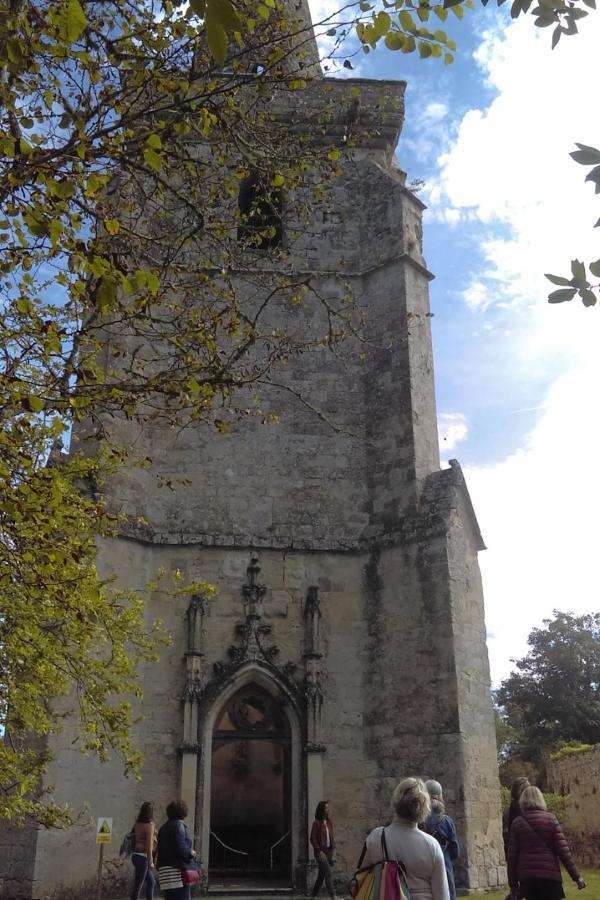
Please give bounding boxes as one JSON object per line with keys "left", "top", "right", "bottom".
{"left": 156, "top": 800, "right": 196, "bottom": 900}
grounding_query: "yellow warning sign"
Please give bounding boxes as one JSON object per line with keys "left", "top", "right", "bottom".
{"left": 96, "top": 817, "right": 113, "bottom": 843}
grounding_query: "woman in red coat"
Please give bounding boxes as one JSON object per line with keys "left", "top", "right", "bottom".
{"left": 309, "top": 800, "right": 337, "bottom": 900}
{"left": 508, "top": 786, "right": 586, "bottom": 900}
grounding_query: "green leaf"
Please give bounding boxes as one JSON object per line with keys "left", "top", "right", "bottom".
{"left": 570, "top": 144, "right": 600, "bottom": 166}
{"left": 145, "top": 133, "right": 162, "bottom": 150}
{"left": 570, "top": 258, "right": 587, "bottom": 286}
{"left": 189, "top": 0, "right": 207, "bottom": 14}
{"left": 57, "top": 0, "right": 88, "bottom": 43}
{"left": 21, "top": 396, "right": 45, "bottom": 413}
{"left": 6, "top": 38, "right": 24, "bottom": 64}
{"left": 146, "top": 272, "right": 160, "bottom": 295}
{"left": 207, "top": 0, "right": 241, "bottom": 33}
{"left": 544, "top": 273, "right": 572, "bottom": 286}
{"left": 206, "top": 15, "right": 228, "bottom": 64}
{"left": 48, "top": 219, "right": 63, "bottom": 249}
{"left": 580, "top": 288, "right": 597, "bottom": 307}
{"left": 399, "top": 10, "right": 417, "bottom": 30}
{"left": 374, "top": 11, "right": 392, "bottom": 35}
{"left": 28, "top": 395, "right": 45, "bottom": 413}
{"left": 589, "top": 259, "right": 600, "bottom": 278}
{"left": 547, "top": 288, "right": 576, "bottom": 303}
{"left": 143, "top": 148, "right": 163, "bottom": 172}
{"left": 418, "top": 40, "right": 432, "bottom": 57}
{"left": 96, "top": 277, "right": 117, "bottom": 312}
{"left": 385, "top": 31, "right": 406, "bottom": 48}
{"left": 434, "top": 6, "right": 449, "bottom": 20}
{"left": 104, "top": 219, "right": 121, "bottom": 235}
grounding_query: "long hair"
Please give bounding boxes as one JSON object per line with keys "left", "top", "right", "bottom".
{"left": 136, "top": 801, "right": 154, "bottom": 823}
{"left": 511, "top": 777, "right": 530, "bottom": 801}
{"left": 425, "top": 779, "right": 445, "bottom": 815}
{"left": 314, "top": 800, "right": 329, "bottom": 821}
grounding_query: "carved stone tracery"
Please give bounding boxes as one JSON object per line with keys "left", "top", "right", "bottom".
{"left": 303, "top": 585, "right": 326, "bottom": 746}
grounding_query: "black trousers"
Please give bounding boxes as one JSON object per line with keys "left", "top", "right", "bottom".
{"left": 520, "top": 879, "right": 565, "bottom": 900}
{"left": 312, "top": 854, "right": 334, "bottom": 899}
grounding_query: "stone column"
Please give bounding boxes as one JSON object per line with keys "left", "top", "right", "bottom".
{"left": 181, "top": 594, "right": 206, "bottom": 834}
{"left": 304, "top": 586, "right": 325, "bottom": 887}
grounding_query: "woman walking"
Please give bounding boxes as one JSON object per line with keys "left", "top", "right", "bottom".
{"left": 363, "top": 777, "right": 449, "bottom": 900}
{"left": 508, "top": 786, "right": 586, "bottom": 900}
{"left": 503, "top": 777, "right": 530, "bottom": 856}
{"left": 422, "top": 780, "right": 459, "bottom": 900}
{"left": 310, "top": 800, "right": 337, "bottom": 900}
{"left": 130, "top": 801, "right": 156, "bottom": 900}
{"left": 156, "top": 800, "right": 197, "bottom": 900}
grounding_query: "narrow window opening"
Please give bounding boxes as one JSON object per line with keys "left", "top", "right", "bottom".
{"left": 237, "top": 170, "right": 282, "bottom": 250}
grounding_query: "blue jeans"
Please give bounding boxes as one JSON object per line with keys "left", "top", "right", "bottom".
{"left": 130, "top": 853, "right": 155, "bottom": 900}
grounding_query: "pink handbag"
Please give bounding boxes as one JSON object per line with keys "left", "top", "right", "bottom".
{"left": 181, "top": 866, "right": 201, "bottom": 886}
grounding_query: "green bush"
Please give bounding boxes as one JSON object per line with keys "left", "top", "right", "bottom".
{"left": 545, "top": 791, "right": 569, "bottom": 817}
{"left": 498, "top": 785, "right": 568, "bottom": 817}
{"left": 550, "top": 741, "right": 593, "bottom": 761}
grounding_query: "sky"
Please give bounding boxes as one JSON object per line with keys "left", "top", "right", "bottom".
{"left": 310, "top": 1, "right": 600, "bottom": 686}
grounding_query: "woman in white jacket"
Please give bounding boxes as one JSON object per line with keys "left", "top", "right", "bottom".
{"left": 363, "top": 778, "right": 450, "bottom": 900}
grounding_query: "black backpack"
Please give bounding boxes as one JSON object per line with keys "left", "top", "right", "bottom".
{"left": 421, "top": 815, "right": 449, "bottom": 851}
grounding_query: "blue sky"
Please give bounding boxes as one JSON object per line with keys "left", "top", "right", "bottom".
{"left": 310, "top": 2, "right": 600, "bottom": 685}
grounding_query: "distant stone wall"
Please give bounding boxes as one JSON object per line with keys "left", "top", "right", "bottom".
{"left": 547, "top": 744, "right": 600, "bottom": 867}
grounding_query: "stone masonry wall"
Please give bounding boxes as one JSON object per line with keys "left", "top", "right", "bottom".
{"left": 547, "top": 745, "right": 600, "bottom": 867}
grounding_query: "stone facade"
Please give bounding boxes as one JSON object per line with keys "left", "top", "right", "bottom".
{"left": 0, "top": 15, "right": 505, "bottom": 899}
{"left": 547, "top": 745, "right": 600, "bottom": 867}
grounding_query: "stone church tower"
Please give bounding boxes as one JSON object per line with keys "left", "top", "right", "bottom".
{"left": 0, "top": 6, "right": 505, "bottom": 899}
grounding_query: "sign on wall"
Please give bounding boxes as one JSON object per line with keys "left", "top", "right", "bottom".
{"left": 96, "top": 818, "right": 113, "bottom": 844}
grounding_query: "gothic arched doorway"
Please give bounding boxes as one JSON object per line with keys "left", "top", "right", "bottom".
{"left": 208, "top": 683, "right": 292, "bottom": 887}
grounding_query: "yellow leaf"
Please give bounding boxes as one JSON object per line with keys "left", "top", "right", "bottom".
{"left": 143, "top": 148, "right": 163, "bottom": 171}
{"left": 104, "top": 219, "right": 120, "bottom": 235}
{"left": 57, "top": 0, "right": 88, "bottom": 43}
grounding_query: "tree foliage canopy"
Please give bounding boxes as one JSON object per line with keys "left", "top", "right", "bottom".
{"left": 1, "top": 0, "right": 598, "bottom": 824}
{"left": 497, "top": 610, "right": 600, "bottom": 764}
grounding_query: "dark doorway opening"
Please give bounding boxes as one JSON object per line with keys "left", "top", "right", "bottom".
{"left": 209, "top": 684, "right": 291, "bottom": 887}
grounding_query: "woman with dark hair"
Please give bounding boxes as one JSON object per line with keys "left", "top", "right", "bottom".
{"left": 363, "top": 777, "right": 449, "bottom": 900}
{"left": 156, "top": 800, "right": 197, "bottom": 900}
{"left": 508, "top": 786, "right": 586, "bottom": 900}
{"left": 130, "top": 801, "right": 156, "bottom": 900}
{"left": 503, "top": 777, "right": 530, "bottom": 856}
{"left": 309, "top": 800, "right": 338, "bottom": 900}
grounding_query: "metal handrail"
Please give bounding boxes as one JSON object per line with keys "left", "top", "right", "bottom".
{"left": 210, "top": 829, "right": 291, "bottom": 870}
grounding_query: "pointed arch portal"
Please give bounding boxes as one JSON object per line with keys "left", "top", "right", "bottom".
{"left": 198, "top": 664, "right": 304, "bottom": 890}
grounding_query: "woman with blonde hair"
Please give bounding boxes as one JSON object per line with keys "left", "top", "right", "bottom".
{"left": 508, "top": 785, "right": 586, "bottom": 900}
{"left": 363, "top": 777, "right": 449, "bottom": 900}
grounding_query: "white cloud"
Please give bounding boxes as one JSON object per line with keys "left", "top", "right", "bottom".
{"left": 438, "top": 412, "right": 468, "bottom": 452}
{"left": 426, "top": 14, "right": 600, "bottom": 327}
{"left": 423, "top": 101, "right": 449, "bottom": 124}
{"left": 465, "top": 353, "right": 600, "bottom": 687}
{"left": 427, "top": 15, "right": 600, "bottom": 683}
{"left": 462, "top": 280, "right": 492, "bottom": 311}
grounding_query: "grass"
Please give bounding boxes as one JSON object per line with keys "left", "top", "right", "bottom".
{"left": 481, "top": 869, "right": 600, "bottom": 899}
